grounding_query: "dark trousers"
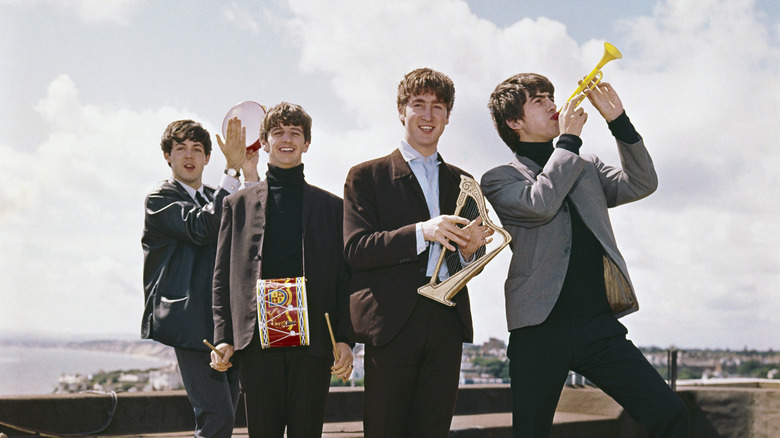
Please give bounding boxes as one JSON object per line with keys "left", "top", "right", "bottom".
{"left": 508, "top": 313, "right": 689, "bottom": 438}
{"left": 363, "top": 297, "right": 464, "bottom": 438}
{"left": 174, "top": 347, "right": 241, "bottom": 438}
{"left": 237, "top": 333, "right": 333, "bottom": 438}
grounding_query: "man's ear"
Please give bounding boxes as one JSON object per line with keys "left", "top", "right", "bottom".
{"left": 204, "top": 154, "right": 211, "bottom": 165}
{"left": 399, "top": 110, "right": 406, "bottom": 125}
{"left": 506, "top": 119, "right": 523, "bottom": 131}
{"left": 164, "top": 151, "right": 172, "bottom": 167}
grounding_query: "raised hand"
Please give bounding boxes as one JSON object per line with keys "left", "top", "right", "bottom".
{"left": 584, "top": 81, "right": 624, "bottom": 122}
{"left": 216, "top": 117, "right": 247, "bottom": 171}
{"left": 242, "top": 144, "right": 261, "bottom": 183}
{"left": 558, "top": 94, "right": 588, "bottom": 137}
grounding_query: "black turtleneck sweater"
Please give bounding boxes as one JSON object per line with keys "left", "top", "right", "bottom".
{"left": 261, "top": 163, "right": 304, "bottom": 280}
{"left": 514, "top": 111, "right": 639, "bottom": 319}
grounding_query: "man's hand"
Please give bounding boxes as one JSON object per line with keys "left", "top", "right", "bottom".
{"left": 242, "top": 146, "right": 261, "bottom": 183}
{"left": 558, "top": 94, "right": 588, "bottom": 137}
{"left": 459, "top": 217, "right": 494, "bottom": 261}
{"left": 216, "top": 117, "right": 247, "bottom": 171}
{"left": 584, "top": 81, "right": 624, "bottom": 122}
{"left": 331, "top": 342, "right": 354, "bottom": 381}
{"left": 209, "top": 343, "right": 235, "bottom": 373}
{"left": 421, "top": 215, "right": 471, "bottom": 252}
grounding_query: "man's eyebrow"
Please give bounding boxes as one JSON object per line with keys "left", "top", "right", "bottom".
{"left": 271, "top": 125, "right": 304, "bottom": 132}
{"left": 410, "top": 95, "right": 444, "bottom": 104}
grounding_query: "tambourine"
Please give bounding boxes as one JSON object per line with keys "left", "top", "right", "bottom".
{"left": 221, "top": 101, "right": 267, "bottom": 152}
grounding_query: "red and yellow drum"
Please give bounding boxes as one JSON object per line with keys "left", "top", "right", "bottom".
{"left": 256, "top": 277, "right": 310, "bottom": 348}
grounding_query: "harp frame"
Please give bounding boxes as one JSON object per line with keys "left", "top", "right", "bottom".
{"left": 417, "top": 175, "right": 512, "bottom": 306}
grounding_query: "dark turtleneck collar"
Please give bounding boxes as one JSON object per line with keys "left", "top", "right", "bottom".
{"left": 514, "top": 133, "right": 584, "bottom": 168}
{"left": 266, "top": 163, "right": 305, "bottom": 185}
{"left": 513, "top": 140, "right": 554, "bottom": 167}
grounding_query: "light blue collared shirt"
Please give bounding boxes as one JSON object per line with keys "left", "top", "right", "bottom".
{"left": 398, "top": 140, "right": 450, "bottom": 279}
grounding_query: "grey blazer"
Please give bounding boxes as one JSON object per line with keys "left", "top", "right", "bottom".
{"left": 481, "top": 139, "right": 658, "bottom": 330}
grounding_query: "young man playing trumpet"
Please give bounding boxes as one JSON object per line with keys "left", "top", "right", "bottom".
{"left": 481, "top": 73, "right": 689, "bottom": 437}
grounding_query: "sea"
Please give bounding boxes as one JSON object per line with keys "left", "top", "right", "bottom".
{"left": 0, "top": 345, "right": 172, "bottom": 396}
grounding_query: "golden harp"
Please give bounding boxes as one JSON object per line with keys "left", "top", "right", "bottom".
{"left": 417, "top": 175, "right": 512, "bottom": 306}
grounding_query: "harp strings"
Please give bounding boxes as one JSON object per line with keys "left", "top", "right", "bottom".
{"left": 441, "top": 192, "right": 483, "bottom": 259}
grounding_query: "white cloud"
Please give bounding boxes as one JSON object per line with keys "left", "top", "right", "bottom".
{"left": 278, "top": 0, "right": 780, "bottom": 348}
{"left": 0, "top": 74, "right": 201, "bottom": 338}
{"left": 222, "top": 2, "right": 262, "bottom": 34}
{"left": 57, "top": 0, "right": 143, "bottom": 25}
{"left": 0, "top": 0, "right": 142, "bottom": 24}
{"left": 1, "top": 0, "right": 777, "bottom": 350}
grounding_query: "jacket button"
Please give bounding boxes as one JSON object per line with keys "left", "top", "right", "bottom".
{"left": 564, "top": 247, "right": 571, "bottom": 253}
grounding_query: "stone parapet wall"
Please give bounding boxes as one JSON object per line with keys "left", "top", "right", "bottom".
{"left": 0, "top": 386, "right": 778, "bottom": 437}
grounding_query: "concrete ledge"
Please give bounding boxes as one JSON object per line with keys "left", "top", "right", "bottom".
{"left": 0, "top": 386, "right": 625, "bottom": 437}
{"left": 2, "top": 386, "right": 779, "bottom": 437}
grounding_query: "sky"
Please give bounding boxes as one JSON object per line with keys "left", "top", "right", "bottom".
{"left": 1, "top": 0, "right": 778, "bottom": 350}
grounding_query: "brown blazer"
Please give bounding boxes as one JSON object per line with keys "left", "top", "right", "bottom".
{"left": 343, "top": 149, "right": 475, "bottom": 347}
{"left": 212, "top": 180, "right": 351, "bottom": 359}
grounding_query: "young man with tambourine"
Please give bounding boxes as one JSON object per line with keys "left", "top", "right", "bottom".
{"left": 210, "top": 102, "right": 353, "bottom": 438}
{"left": 141, "top": 119, "right": 248, "bottom": 438}
{"left": 481, "top": 73, "right": 689, "bottom": 437}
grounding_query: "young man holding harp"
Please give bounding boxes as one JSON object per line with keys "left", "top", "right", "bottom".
{"left": 343, "top": 68, "right": 492, "bottom": 437}
{"left": 481, "top": 73, "right": 689, "bottom": 437}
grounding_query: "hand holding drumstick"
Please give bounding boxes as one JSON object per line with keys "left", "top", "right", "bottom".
{"left": 325, "top": 313, "right": 354, "bottom": 382}
{"left": 204, "top": 339, "right": 234, "bottom": 372}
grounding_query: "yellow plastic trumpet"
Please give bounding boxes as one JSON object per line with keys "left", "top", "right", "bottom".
{"left": 560, "top": 42, "right": 622, "bottom": 113}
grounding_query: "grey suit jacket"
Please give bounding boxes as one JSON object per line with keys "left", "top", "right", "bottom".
{"left": 481, "top": 139, "right": 658, "bottom": 330}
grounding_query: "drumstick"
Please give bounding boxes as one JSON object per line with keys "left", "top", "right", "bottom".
{"left": 202, "top": 339, "right": 224, "bottom": 359}
{"left": 325, "top": 313, "right": 348, "bottom": 383}
{"left": 324, "top": 313, "right": 340, "bottom": 361}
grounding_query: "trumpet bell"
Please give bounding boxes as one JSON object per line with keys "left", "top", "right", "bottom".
{"left": 603, "top": 42, "right": 623, "bottom": 62}
{"left": 564, "top": 42, "right": 623, "bottom": 107}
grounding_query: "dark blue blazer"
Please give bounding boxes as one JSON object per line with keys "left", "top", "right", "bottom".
{"left": 141, "top": 179, "right": 229, "bottom": 351}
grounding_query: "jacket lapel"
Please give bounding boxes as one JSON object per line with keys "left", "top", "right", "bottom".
{"left": 390, "top": 149, "right": 428, "bottom": 215}
{"left": 301, "top": 183, "right": 316, "bottom": 274}
{"left": 437, "top": 153, "right": 461, "bottom": 215}
{"left": 169, "top": 178, "right": 195, "bottom": 202}
{"left": 302, "top": 182, "right": 315, "bottom": 234}
{"left": 510, "top": 155, "right": 542, "bottom": 182}
{"left": 253, "top": 181, "right": 269, "bottom": 278}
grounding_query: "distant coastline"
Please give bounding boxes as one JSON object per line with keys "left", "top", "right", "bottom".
{"left": 0, "top": 338, "right": 176, "bottom": 362}
{"left": 0, "top": 340, "right": 176, "bottom": 396}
